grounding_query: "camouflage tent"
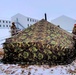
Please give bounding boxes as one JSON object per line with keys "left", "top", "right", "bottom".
{"left": 3, "top": 19, "right": 76, "bottom": 65}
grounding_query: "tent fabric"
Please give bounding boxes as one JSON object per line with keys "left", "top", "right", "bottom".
{"left": 3, "top": 19, "right": 76, "bottom": 65}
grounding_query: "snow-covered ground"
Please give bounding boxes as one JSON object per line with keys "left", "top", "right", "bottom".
{"left": 0, "top": 59, "right": 76, "bottom": 75}
{"left": 0, "top": 29, "right": 11, "bottom": 48}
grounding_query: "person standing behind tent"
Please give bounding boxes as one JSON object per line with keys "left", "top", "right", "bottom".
{"left": 72, "top": 24, "right": 76, "bottom": 39}
{"left": 72, "top": 24, "right": 76, "bottom": 35}
{"left": 72, "top": 24, "right": 76, "bottom": 49}
{"left": 11, "top": 22, "right": 17, "bottom": 36}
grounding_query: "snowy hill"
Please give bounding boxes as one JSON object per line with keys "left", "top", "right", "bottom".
{"left": 0, "top": 29, "right": 11, "bottom": 48}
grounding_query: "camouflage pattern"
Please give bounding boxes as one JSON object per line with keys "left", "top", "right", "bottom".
{"left": 3, "top": 19, "right": 76, "bottom": 65}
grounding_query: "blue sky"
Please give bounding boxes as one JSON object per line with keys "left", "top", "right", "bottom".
{"left": 0, "top": 0, "right": 76, "bottom": 21}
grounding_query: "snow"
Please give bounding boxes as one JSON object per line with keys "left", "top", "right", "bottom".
{"left": 0, "top": 60, "right": 76, "bottom": 75}
{"left": 0, "top": 29, "right": 11, "bottom": 48}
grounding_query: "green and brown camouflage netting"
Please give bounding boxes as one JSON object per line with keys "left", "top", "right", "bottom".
{"left": 2, "top": 19, "right": 76, "bottom": 65}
